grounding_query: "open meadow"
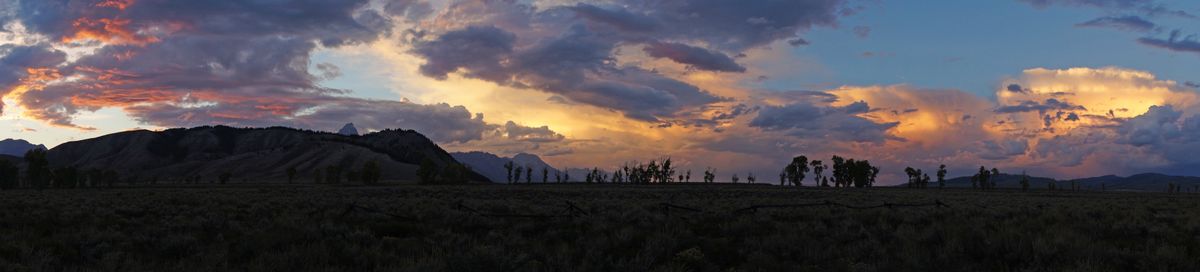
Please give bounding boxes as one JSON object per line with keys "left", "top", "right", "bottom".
{"left": 1, "top": 185, "right": 1198, "bottom": 271}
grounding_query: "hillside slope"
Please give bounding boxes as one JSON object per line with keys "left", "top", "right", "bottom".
{"left": 46, "top": 126, "right": 486, "bottom": 183}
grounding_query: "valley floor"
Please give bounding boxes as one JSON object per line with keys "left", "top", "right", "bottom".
{"left": 0, "top": 185, "right": 1198, "bottom": 271}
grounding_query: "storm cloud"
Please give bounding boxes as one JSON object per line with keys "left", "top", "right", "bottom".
{"left": 408, "top": 0, "right": 850, "bottom": 122}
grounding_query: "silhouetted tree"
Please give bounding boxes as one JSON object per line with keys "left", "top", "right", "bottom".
{"left": 779, "top": 170, "right": 786, "bottom": 186}
{"left": 662, "top": 158, "right": 676, "bottom": 183}
{"left": 86, "top": 169, "right": 103, "bottom": 187}
{"left": 287, "top": 167, "right": 298, "bottom": 184}
{"left": 362, "top": 161, "right": 382, "bottom": 185}
{"left": 746, "top": 173, "right": 756, "bottom": 183}
{"left": 513, "top": 166, "right": 523, "bottom": 184}
{"left": 0, "top": 160, "right": 17, "bottom": 190}
{"left": 975, "top": 166, "right": 993, "bottom": 190}
{"left": 810, "top": 160, "right": 824, "bottom": 186}
{"left": 441, "top": 163, "right": 470, "bottom": 184}
{"left": 345, "top": 169, "right": 361, "bottom": 184}
{"left": 24, "top": 149, "right": 50, "bottom": 189}
{"left": 53, "top": 167, "right": 81, "bottom": 189}
{"left": 556, "top": 172, "right": 562, "bottom": 183}
{"left": 326, "top": 165, "right": 342, "bottom": 184}
{"left": 1020, "top": 171, "right": 1030, "bottom": 191}
{"left": 870, "top": 166, "right": 880, "bottom": 187}
{"left": 784, "top": 155, "right": 809, "bottom": 187}
{"left": 503, "top": 161, "right": 515, "bottom": 184}
{"left": 830, "top": 156, "right": 846, "bottom": 187}
{"left": 905, "top": 167, "right": 918, "bottom": 188}
{"left": 685, "top": 169, "right": 691, "bottom": 183}
{"left": 937, "top": 164, "right": 947, "bottom": 189}
{"left": 417, "top": 158, "right": 439, "bottom": 184}
{"left": 542, "top": 167, "right": 549, "bottom": 183}
{"left": 525, "top": 167, "right": 533, "bottom": 183}
{"left": 704, "top": 168, "right": 715, "bottom": 183}
{"left": 564, "top": 172, "right": 570, "bottom": 183}
{"left": 731, "top": 173, "right": 739, "bottom": 184}
{"left": 102, "top": 170, "right": 119, "bottom": 188}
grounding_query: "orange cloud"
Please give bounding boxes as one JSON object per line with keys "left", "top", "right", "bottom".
{"left": 69, "top": 89, "right": 177, "bottom": 108}
{"left": 96, "top": 0, "right": 135, "bottom": 10}
{"left": 62, "top": 18, "right": 159, "bottom": 45}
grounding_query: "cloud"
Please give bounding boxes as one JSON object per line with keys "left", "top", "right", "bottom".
{"left": 0, "top": 43, "right": 67, "bottom": 115}
{"left": 1018, "top": 0, "right": 1194, "bottom": 17}
{"left": 502, "top": 121, "right": 565, "bottom": 143}
{"left": 853, "top": 26, "right": 871, "bottom": 38}
{"left": 749, "top": 100, "right": 898, "bottom": 143}
{"left": 0, "top": 0, "right": 563, "bottom": 144}
{"left": 995, "top": 99, "right": 1087, "bottom": 114}
{"left": 643, "top": 42, "right": 746, "bottom": 72}
{"left": 1138, "top": 30, "right": 1200, "bottom": 54}
{"left": 405, "top": 0, "right": 850, "bottom": 122}
{"left": 1075, "top": 15, "right": 1156, "bottom": 32}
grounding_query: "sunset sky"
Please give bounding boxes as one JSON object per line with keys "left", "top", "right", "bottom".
{"left": 2, "top": 0, "right": 1199, "bottom": 182}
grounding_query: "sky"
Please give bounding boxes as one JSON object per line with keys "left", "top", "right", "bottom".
{"left": 1, "top": 0, "right": 1200, "bottom": 183}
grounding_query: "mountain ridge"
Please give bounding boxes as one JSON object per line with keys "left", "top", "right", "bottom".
{"left": 44, "top": 125, "right": 487, "bottom": 183}
{"left": 451, "top": 151, "right": 562, "bottom": 183}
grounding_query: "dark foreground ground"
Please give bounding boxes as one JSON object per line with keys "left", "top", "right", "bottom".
{"left": 1, "top": 185, "right": 1198, "bottom": 271}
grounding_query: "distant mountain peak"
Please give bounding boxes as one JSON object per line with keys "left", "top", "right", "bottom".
{"left": 0, "top": 138, "right": 47, "bottom": 156}
{"left": 338, "top": 123, "right": 359, "bottom": 136}
{"left": 451, "top": 151, "right": 562, "bottom": 183}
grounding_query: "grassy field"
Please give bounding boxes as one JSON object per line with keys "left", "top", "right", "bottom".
{"left": 1, "top": 184, "right": 1198, "bottom": 271}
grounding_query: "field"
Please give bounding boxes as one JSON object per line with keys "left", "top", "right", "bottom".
{"left": 1, "top": 185, "right": 1198, "bottom": 271}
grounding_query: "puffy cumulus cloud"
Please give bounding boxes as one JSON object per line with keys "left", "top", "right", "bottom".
{"left": 406, "top": 0, "right": 851, "bottom": 123}
{"left": 720, "top": 67, "right": 1200, "bottom": 179}
{"left": 997, "top": 67, "right": 1199, "bottom": 132}
{"left": 502, "top": 121, "right": 565, "bottom": 143}
{"left": 990, "top": 67, "right": 1200, "bottom": 176}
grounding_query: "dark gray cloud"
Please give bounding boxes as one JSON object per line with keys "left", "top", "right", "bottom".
{"left": 411, "top": 25, "right": 516, "bottom": 81}
{"left": 1006, "top": 84, "right": 1029, "bottom": 93}
{"left": 412, "top": 23, "right": 727, "bottom": 122}
{"left": 749, "top": 101, "right": 898, "bottom": 143}
{"left": 0, "top": 44, "right": 66, "bottom": 115}
{"left": 1075, "top": 15, "right": 1156, "bottom": 32}
{"left": 643, "top": 42, "right": 746, "bottom": 72}
{"left": 408, "top": 0, "right": 851, "bottom": 122}
{"left": 0, "top": 0, "right": 526, "bottom": 144}
{"left": 995, "top": 99, "right": 1087, "bottom": 114}
{"left": 1020, "top": 0, "right": 1154, "bottom": 9}
{"left": 1138, "top": 30, "right": 1200, "bottom": 54}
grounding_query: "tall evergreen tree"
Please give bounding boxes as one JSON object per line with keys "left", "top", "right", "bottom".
{"left": 24, "top": 149, "right": 51, "bottom": 189}
{"left": 0, "top": 160, "right": 18, "bottom": 190}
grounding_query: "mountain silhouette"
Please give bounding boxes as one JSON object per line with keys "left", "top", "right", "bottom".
{"left": 942, "top": 172, "right": 1200, "bottom": 191}
{"left": 45, "top": 126, "right": 486, "bottom": 183}
{"left": 337, "top": 123, "right": 359, "bottom": 136}
{"left": 0, "top": 139, "right": 46, "bottom": 157}
{"left": 451, "top": 151, "right": 561, "bottom": 183}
